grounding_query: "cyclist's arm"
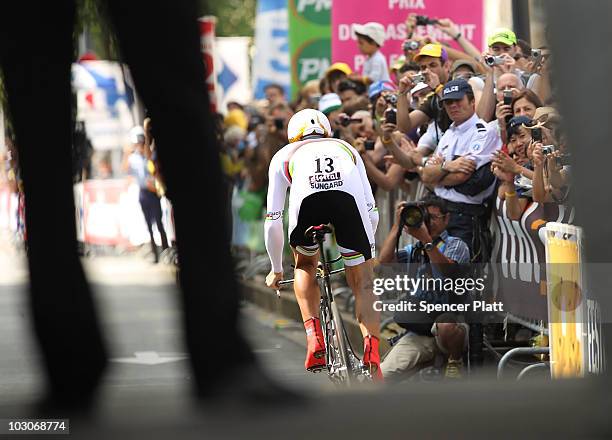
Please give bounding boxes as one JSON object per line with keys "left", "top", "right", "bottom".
{"left": 353, "top": 145, "right": 379, "bottom": 233}
{"left": 264, "top": 155, "right": 290, "bottom": 273}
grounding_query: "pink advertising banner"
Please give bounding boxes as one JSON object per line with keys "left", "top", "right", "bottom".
{"left": 332, "top": 0, "right": 484, "bottom": 76}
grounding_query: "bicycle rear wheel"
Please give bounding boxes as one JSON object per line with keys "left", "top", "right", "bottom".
{"left": 320, "top": 293, "right": 352, "bottom": 386}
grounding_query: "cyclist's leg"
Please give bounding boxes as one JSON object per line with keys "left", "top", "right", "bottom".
{"left": 291, "top": 246, "right": 320, "bottom": 321}
{"left": 345, "top": 261, "right": 379, "bottom": 339}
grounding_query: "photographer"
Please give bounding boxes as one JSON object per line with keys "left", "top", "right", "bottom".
{"left": 397, "top": 44, "right": 451, "bottom": 149}
{"left": 378, "top": 196, "right": 470, "bottom": 381}
{"left": 531, "top": 120, "right": 571, "bottom": 204}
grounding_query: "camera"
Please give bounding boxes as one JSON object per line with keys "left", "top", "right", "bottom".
{"left": 384, "top": 93, "right": 398, "bottom": 106}
{"left": 541, "top": 145, "right": 556, "bottom": 155}
{"left": 484, "top": 55, "right": 505, "bottom": 67}
{"left": 402, "top": 40, "right": 420, "bottom": 51}
{"left": 274, "top": 118, "right": 284, "bottom": 130}
{"left": 415, "top": 15, "right": 438, "bottom": 26}
{"left": 400, "top": 202, "right": 429, "bottom": 228}
{"left": 411, "top": 73, "right": 426, "bottom": 84}
{"left": 364, "top": 140, "right": 375, "bottom": 151}
{"left": 384, "top": 108, "right": 397, "bottom": 124}
{"left": 339, "top": 114, "right": 351, "bottom": 127}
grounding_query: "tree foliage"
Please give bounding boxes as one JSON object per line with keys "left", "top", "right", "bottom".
{"left": 199, "top": 0, "right": 256, "bottom": 37}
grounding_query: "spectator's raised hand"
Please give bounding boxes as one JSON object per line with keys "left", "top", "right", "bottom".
{"left": 435, "top": 18, "right": 460, "bottom": 38}
{"left": 497, "top": 53, "right": 516, "bottom": 74}
{"left": 532, "top": 143, "right": 544, "bottom": 167}
{"left": 491, "top": 164, "right": 515, "bottom": 183}
{"left": 405, "top": 13, "right": 418, "bottom": 38}
{"left": 424, "top": 70, "right": 441, "bottom": 91}
{"left": 399, "top": 135, "right": 416, "bottom": 153}
{"left": 492, "top": 150, "right": 520, "bottom": 174}
{"left": 381, "top": 122, "right": 397, "bottom": 142}
{"left": 354, "top": 137, "right": 367, "bottom": 155}
{"left": 375, "top": 96, "right": 388, "bottom": 119}
{"left": 495, "top": 100, "right": 513, "bottom": 122}
{"left": 398, "top": 75, "right": 415, "bottom": 95}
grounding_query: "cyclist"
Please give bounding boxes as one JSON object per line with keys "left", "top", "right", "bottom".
{"left": 264, "top": 108, "right": 382, "bottom": 379}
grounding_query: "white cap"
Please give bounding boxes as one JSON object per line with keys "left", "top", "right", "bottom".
{"left": 287, "top": 109, "right": 332, "bottom": 143}
{"left": 129, "top": 126, "right": 145, "bottom": 144}
{"left": 353, "top": 22, "right": 386, "bottom": 47}
{"left": 410, "top": 82, "right": 430, "bottom": 96}
{"left": 318, "top": 93, "right": 342, "bottom": 115}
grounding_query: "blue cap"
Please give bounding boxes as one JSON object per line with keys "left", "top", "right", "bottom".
{"left": 440, "top": 79, "right": 473, "bottom": 101}
{"left": 368, "top": 80, "right": 396, "bottom": 99}
{"left": 507, "top": 115, "right": 532, "bottom": 137}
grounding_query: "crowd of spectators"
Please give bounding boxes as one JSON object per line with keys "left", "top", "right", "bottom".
{"left": 216, "top": 13, "right": 570, "bottom": 380}
{"left": 221, "top": 14, "right": 568, "bottom": 253}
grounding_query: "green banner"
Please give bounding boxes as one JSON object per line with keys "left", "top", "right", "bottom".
{"left": 288, "top": 0, "right": 331, "bottom": 100}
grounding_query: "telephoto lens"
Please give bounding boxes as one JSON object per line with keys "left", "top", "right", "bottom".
{"left": 400, "top": 203, "right": 428, "bottom": 228}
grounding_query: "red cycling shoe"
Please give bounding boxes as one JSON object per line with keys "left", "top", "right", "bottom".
{"left": 304, "top": 317, "right": 326, "bottom": 372}
{"left": 363, "top": 335, "right": 384, "bottom": 382}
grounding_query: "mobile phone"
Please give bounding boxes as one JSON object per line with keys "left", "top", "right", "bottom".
{"left": 364, "top": 140, "right": 375, "bottom": 151}
{"left": 384, "top": 108, "right": 397, "bottom": 125}
{"left": 503, "top": 89, "right": 513, "bottom": 106}
{"left": 531, "top": 127, "right": 542, "bottom": 143}
{"left": 274, "top": 118, "right": 284, "bottom": 130}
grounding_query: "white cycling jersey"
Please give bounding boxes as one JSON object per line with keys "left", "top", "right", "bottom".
{"left": 264, "top": 137, "right": 378, "bottom": 273}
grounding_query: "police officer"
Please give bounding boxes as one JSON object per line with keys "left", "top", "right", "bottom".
{"left": 418, "top": 78, "right": 501, "bottom": 368}
{"left": 419, "top": 78, "right": 501, "bottom": 262}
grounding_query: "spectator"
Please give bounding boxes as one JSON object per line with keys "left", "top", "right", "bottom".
{"left": 378, "top": 196, "right": 470, "bottom": 381}
{"left": 491, "top": 116, "right": 535, "bottom": 220}
{"left": 390, "top": 55, "right": 406, "bottom": 82}
{"left": 369, "top": 80, "right": 397, "bottom": 121}
{"left": 397, "top": 44, "right": 451, "bottom": 147}
{"left": 352, "top": 22, "right": 390, "bottom": 84}
{"left": 337, "top": 79, "right": 367, "bottom": 105}
{"left": 325, "top": 62, "right": 352, "bottom": 94}
{"left": 355, "top": 122, "right": 411, "bottom": 192}
{"left": 318, "top": 93, "right": 343, "bottom": 137}
{"left": 511, "top": 89, "right": 543, "bottom": 119}
{"left": 294, "top": 79, "right": 321, "bottom": 112}
{"left": 264, "top": 83, "right": 286, "bottom": 106}
{"left": 413, "top": 79, "right": 499, "bottom": 258}
{"left": 122, "top": 125, "right": 169, "bottom": 263}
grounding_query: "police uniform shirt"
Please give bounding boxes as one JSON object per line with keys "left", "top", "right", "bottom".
{"left": 433, "top": 113, "right": 502, "bottom": 204}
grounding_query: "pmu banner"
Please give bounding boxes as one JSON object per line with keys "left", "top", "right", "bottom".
{"left": 252, "top": 0, "right": 290, "bottom": 100}
{"left": 545, "top": 223, "right": 604, "bottom": 378}
{"left": 199, "top": 16, "right": 218, "bottom": 113}
{"left": 331, "top": 0, "right": 483, "bottom": 75}
{"left": 288, "top": 0, "right": 331, "bottom": 100}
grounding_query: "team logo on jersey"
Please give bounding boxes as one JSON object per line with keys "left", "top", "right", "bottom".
{"left": 472, "top": 143, "right": 481, "bottom": 152}
{"left": 265, "top": 210, "right": 283, "bottom": 221}
{"left": 308, "top": 171, "right": 343, "bottom": 189}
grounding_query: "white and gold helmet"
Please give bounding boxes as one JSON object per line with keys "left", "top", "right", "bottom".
{"left": 287, "top": 109, "right": 332, "bottom": 143}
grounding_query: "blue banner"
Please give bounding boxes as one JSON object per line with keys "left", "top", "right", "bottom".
{"left": 252, "top": 0, "right": 290, "bottom": 100}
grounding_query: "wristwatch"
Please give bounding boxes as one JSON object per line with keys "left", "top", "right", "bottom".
{"left": 424, "top": 242, "right": 434, "bottom": 251}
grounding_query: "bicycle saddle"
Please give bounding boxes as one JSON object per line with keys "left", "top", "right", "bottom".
{"left": 305, "top": 224, "right": 333, "bottom": 239}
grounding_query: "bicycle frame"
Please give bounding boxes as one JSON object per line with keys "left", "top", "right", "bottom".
{"left": 278, "top": 226, "right": 370, "bottom": 385}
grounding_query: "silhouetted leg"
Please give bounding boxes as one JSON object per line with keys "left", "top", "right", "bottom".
{"left": 0, "top": 1, "right": 107, "bottom": 408}
{"left": 104, "top": 0, "right": 255, "bottom": 396}
{"left": 140, "top": 190, "right": 159, "bottom": 262}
